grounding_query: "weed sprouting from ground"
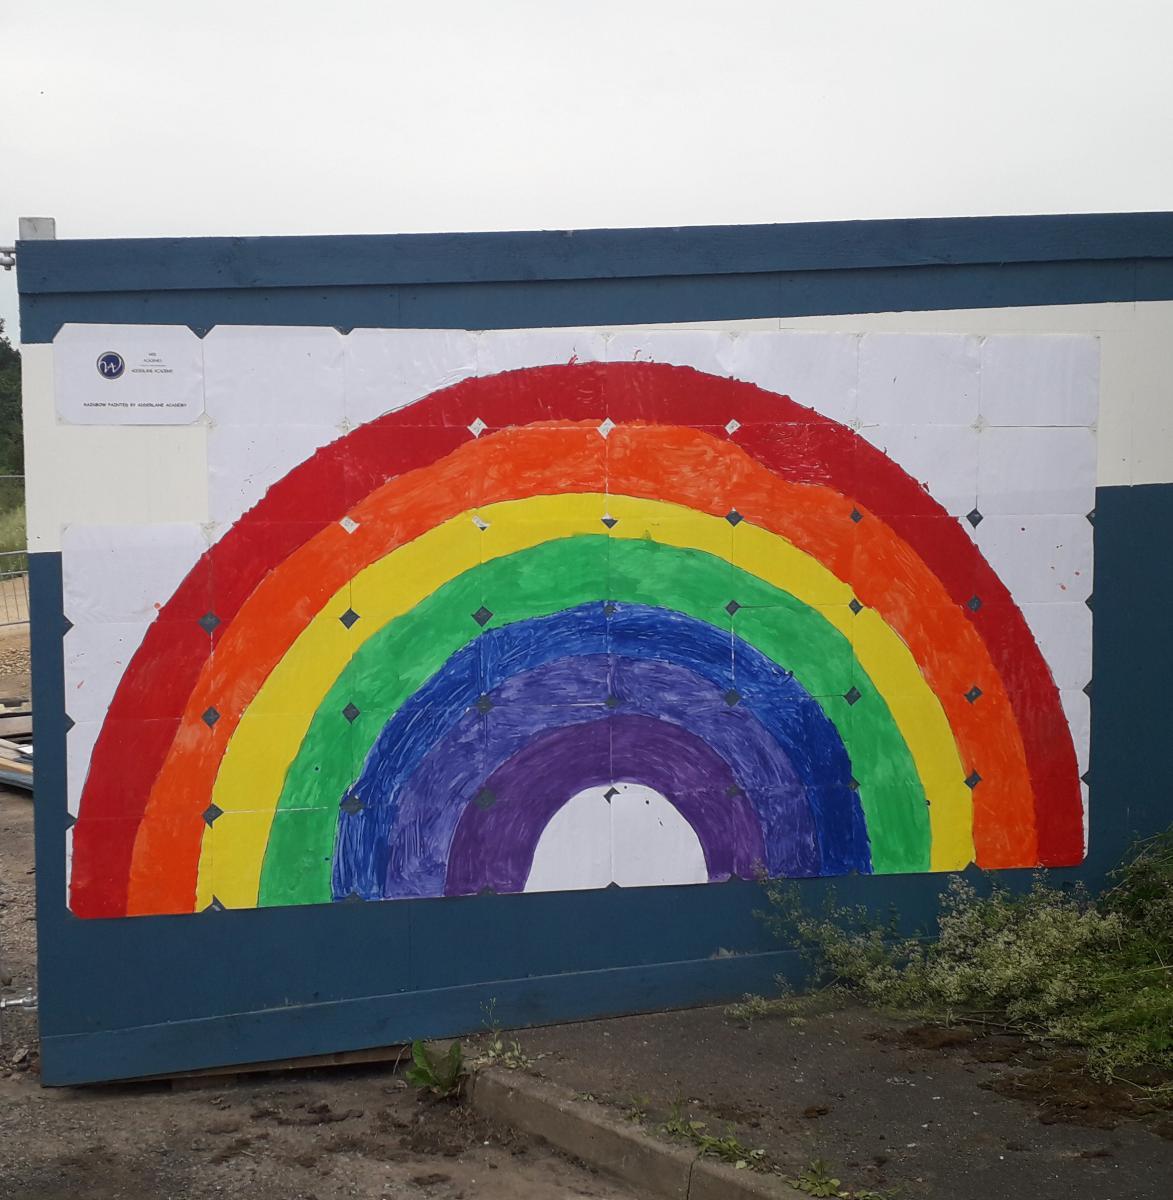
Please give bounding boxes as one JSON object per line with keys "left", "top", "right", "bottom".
{"left": 475, "top": 1030, "right": 534, "bottom": 1070}
{"left": 659, "top": 1099, "right": 766, "bottom": 1169}
{"left": 732, "top": 828, "right": 1173, "bottom": 1083}
{"left": 405, "top": 1039, "right": 465, "bottom": 1098}
{"left": 790, "top": 1158, "right": 886, "bottom": 1199}
{"left": 473, "top": 999, "right": 537, "bottom": 1070}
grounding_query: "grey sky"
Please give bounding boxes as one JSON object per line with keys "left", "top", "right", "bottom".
{"left": 3, "top": 0, "right": 1171, "bottom": 342}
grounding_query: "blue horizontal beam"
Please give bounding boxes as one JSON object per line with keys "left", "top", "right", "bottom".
{"left": 18, "top": 212, "right": 1173, "bottom": 297}
{"left": 18, "top": 258, "right": 1173, "bottom": 345}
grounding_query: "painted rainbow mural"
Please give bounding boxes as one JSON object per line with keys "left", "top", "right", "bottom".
{"left": 68, "top": 360, "right": 1085, "bottom": 918}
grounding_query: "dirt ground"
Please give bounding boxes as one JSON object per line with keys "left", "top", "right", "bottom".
{"left": 500, "top": 1004, "right": 1173, "bottom": 1199}
{"left": 0, "top": 787, "right": 637, "bottom": 1200}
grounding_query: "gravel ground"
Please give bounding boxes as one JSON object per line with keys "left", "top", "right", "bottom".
{"left": 0, "top": 626, "right": 30, "bottom": 699}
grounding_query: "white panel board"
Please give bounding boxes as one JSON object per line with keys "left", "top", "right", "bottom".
{"left": 345, "top": 329, "right": 478, "bottom": 425}
{"left": 974, "top": 515, "right": 1094, "bottom": 604}
{"left": 525, "top": 785, "right": 709, "bottom": 892}
{"left": 728, "top": 331, "right": 859, "bottom": 425}
{"left": 207, "top": 421, "right": 341, "bottom": 528}
{"left": 858, "top": 333, "right": 980, "bottom": 425}
{"left": 61, "top": 522, "right": 207, "bottom": 625}
{"left": 980, "top": 335, "right": 1099, "bottom": 427}
{"left": 610, "top": 784, "right": 709, "bottom": 889}
{"left": 63, "top": 620, "right": 152, "bottom": 724}
{"left": 525, "top": 787, "right": 612, "bottom": 892}
{"left": 203, "top": 326, "right": 344, "bottom": 427}
{"left": 860, "top": 423, "right": 980, "bottom": 517}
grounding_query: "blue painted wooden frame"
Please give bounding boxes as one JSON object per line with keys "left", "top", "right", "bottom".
{"left": 19, "top": 213, "right": 1173, "bottom": 1084}
{"left": 19, "top": 212, "right": 1173, "bottom": 345}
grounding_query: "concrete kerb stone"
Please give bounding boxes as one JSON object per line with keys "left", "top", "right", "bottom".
{"left": 469, "top": 1067, "right": 804, "bottom": 1199}
{"left": 470, "top": 1067, "right": 692, "bottom": 1198}
{"left": 690, "top": 1158, "right": 806, "bottom": 1200}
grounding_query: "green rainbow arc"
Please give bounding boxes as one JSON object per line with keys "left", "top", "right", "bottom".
{"left": 256, "top": 536, "right": 931, "bottom": 906}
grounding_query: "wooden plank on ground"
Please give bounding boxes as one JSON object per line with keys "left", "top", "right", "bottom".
{"left": 162, "top": 1043, "right": 410, "bottom": 1089}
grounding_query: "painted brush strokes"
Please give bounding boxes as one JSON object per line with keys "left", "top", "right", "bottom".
{"left": 60, "top": 333, "right": 1095, "bottom": 917}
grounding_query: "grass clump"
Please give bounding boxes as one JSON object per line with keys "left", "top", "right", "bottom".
{"left": 737, "top": 828, "right": 1173, "bottom": 1082}
{"left": 0, "top": 502, "right": 26, "bottom": 555}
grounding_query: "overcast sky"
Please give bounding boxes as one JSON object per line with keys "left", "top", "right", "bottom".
{"left": 3, "top": 1, "right": 1171, "bottom": 342}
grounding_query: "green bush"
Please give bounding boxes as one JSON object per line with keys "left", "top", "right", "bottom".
{"left": 0, "top": 320, "right": 21, "bottom": 480}
{"left": 0, "top": 322, "right": 25, "bottom": 557}
{"left": 746, "top": 829, "right": 1173, "bottom": 1080}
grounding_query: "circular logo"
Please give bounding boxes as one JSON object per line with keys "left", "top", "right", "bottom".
{"left": 96, "top": 351, "right": 125, "bottom": 379}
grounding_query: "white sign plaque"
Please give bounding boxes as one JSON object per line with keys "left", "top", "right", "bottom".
{"left": 54, "top": 324, "right": 204, "bottom": 424}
